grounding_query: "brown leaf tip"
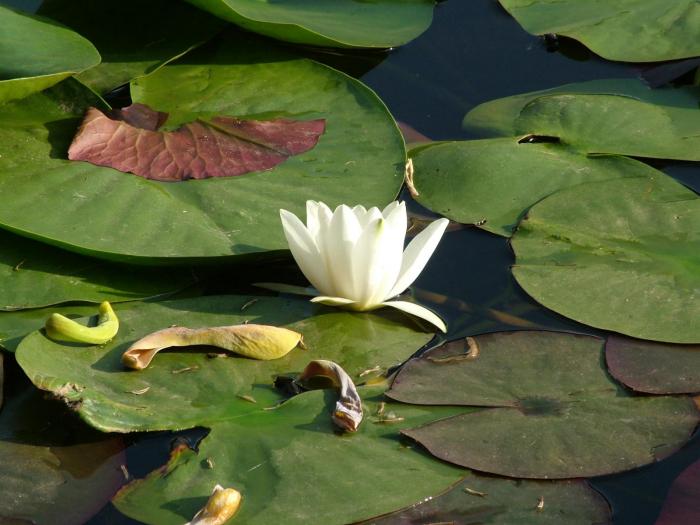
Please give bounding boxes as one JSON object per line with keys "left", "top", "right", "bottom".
{"left": 68, "top": 103, "right": 326, "bottom": 182}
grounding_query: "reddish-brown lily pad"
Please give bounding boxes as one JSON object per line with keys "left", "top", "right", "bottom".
{"left": 387, "top": 331, "right": 699, "bottom": 479}
{"left": 655, "top": 459, "right": 700, "bottom": 525}
{"left": 606, "top": 335, "right": 700, "bottom": 395}
{"left": 68, "top": 103, "right": 326, "bottom": 182}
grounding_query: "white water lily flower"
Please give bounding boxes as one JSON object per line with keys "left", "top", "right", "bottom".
{"left": 279, "top": 201, "right": 449, "bottom": 332}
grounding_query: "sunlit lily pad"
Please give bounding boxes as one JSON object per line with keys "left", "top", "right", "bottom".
{"left": 114, "top": 387, "right": 466, "bottom": 525}
{"left": 364, "top": 476, "right": 611, "bottom": 524}
{"left": 409, "top": 138, "right": 659, "bottom": 237}
{"left": 0, "top": 386, "right": 125, "bottom": 524}
{"left": 36, "top": 0, "right": 225, "bottom": 94}
{"left": 0, "top": 33, "right": 405, "bottom": 262}
{"left": 387, "top": 331, "right": 699, "bottom": 479}
{"left": 463, "top": 79, "right": 700, "bottom": 161}
{"left": 512, "top": 175, "right": 700, "bottom": 343}
{"left": 15, "top": 295, "right": 434, "bottom": 432}
{"left": 498, "top": 0, "right": 700, "bottom": 62}
{"left": 0, "top": 4, "right": 99, "bottom": 103}
{"left": 186, "top": 0, "right": 434, "bottom": 48}
{"left": 0, "top": 229, "right": 195, "bottom": 311}
{"left": 606, "top": 335, "right": 700, "bottom": 394}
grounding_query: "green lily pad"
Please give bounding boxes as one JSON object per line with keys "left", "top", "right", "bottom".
{"left": 114, "top": 387, "right": 466, "bottom": 525}
{"left": 0, "top": 4, "right": 100, "bottom": 103}
{"left": 409, "top": 139, "right": 660, "bottom": 237}
{"left": 498, "top": 0, "right": 700, "bottom": 62}
{"left": 0, "top": 33, "right": 405, "bottom": 262}
{"left": 15, "top": 295, "right": 434, "bottom": 432}
{"left": 387, "top": 331, "right": 699, "bottom": 479}
{"left": 606, "top": 335, "right": 700, "bottom": 394}
{"left": 464, "top": 79, "right": 700, "bottom": 161}
{"left": 363, "top": 476, "right": 610, "bottom": 524}
{"left": 186, "top": 0, "right": 434, "bottom": 48}
{"left": 0, "top": 229, "right": 195, "bottom": 311}
{"left": 37, "top": 0, "right": 226, "bottom": 94}
{"left": 511, "top": 175, "right": 700, "bottom": 343}
{"left": 0, "top": 386, "right": 125, "bottom": 524}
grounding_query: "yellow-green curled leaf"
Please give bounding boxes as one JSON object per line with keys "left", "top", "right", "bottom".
{"left": 122, "top": 324, "right": 304, "bottom": 370}
{"left": 45, "top": 301, "right": 119, "bottom": 345}
{"left": 185, "top": 484, "right": 241, "bottom": 525}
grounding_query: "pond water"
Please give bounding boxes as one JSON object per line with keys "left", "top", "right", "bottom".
{"left": 1, "top": 0, "right": 699, "bottom": 523}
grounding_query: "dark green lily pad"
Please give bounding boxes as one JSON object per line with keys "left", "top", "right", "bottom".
{"left": 364, "top": 476, "right": 611, "bottom": 524}
{"left": 186, "top": 0, "right": 433, "bottom": 48}
{"left": 114, "top": 386, "right": 466, "bottom": 525}
{"left": 15, "top": 295, "right": 434, "bottom": 432}
{"left": 0, "top": 4, "right": 99, "bottom": 103}
{"left": 387, "top": 331, "right": 699, "bottom": 479}
{"left": 0, "top": 387, "right": 125, "bottom": 525}
{"left": 606, "top": 335, "right": 700, "bottom": 394}
{"left": 512, "top": 175, "right": 700, "bottom": 344}
{"left": 0, "top": 229, "right": 195, "bottom": 311}
{"left": 463, "top": 79, "right": 700, "bottom": 161}
{"left": 499, "top": 0, "right": 700, "bottom": 62}
{"left": 37, "top": 0, "right": 226, "bottom": 94}
{"left": 0, "top": 33, "right": 405, "bottom": 262}
{"left": 409, "top": 139, "right": 659, "bottom": 237}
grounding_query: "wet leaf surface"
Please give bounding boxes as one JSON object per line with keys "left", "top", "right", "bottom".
{"left": 511, "top": 175, "right": 700, "bottom": 343}
{"left": 606, "top": 335, "right": 700, "bottom": 394}
{"left": 69, "top": 103, "right": 325, "bottom": 181}
{"left": 388, "top": 331, "right": 699, "bottom": 479}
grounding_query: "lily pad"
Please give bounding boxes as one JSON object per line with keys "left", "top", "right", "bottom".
{"left": 606, "top": 335, "right": 700, "bottom": 394}
{"left": 186, "top": 0, "right": 434, "bottom": 48}
{"left": 387, "top": 331, "right": 699, "bottom": 479}
{"left": 409, "top": 138, "right": 660, "bottom": 237}
{"left": 0, "top": 33, "right": 405, "bottom": 262}
{"left": 36, "top": 0, "right": 225, "bottom": 94}
{"left": 0, "top": 387, "right": 125, "bottom": 525}
{"left": 0, "top": 4, "right": 99, "bottom": 103}
{"left": 511, "top": 175, "right": 700, "bottom": 343}
{"left": 655, "top": 459, "right": 700, "bottom": 525}
{"left": 464, "top": 79, "right": 700, "bottom": 161}
{"left": 364, "top": 476, "right": 611, "bottom": 524}
{"left": 0, "top": 229, "right": 195, "bottom": 311}
{"left": 114, "top": 387, "right": 466, "bottom": 525}
{"left": 15, "top": 295, "right": 434, "bottom": 432}
{"left": 498, "top": 0, "right": 700, "bottom": 62}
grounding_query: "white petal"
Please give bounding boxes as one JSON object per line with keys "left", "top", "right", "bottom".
{"left": 308, "top": 201, "right": 333, "bottom": 245}
{"left": 387, "top": 218, "right": 449, "bottom": 299}
{"left": 311, "top": 296, "right": 357, "bottom": 306}
{"left": 382, "top": 201, "right": 402, "bottom": 218}
{"left": 280, "top": 209, "right": 332, "bottom": 293}
{"left": 324, "top": 205, "right": 363, "bottom": 300}
{"left": 381, "top": 300, "right": 447, "bottom": 332}
{"left": 354, "top": 206, "right": 382, "bottom": 228}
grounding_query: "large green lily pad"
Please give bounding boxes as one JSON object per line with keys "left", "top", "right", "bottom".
{"left": 186, "top": 0, "right": 434, "bottom": 48}
{"left": 498, "top": 0, "right": 700, "bottom": 62}
{"left": 606, "top": 335, "right": 700, "bottom": 394}
{"left": 37, "top": 0, "right": 226, "bottom": 94}
{"left": 463, "top": 79, "right": 700, "bottom": 161}
{"left": 511, "top": 175, "right": 700, "bottom": 344}
{"left": 0, "top": 229, "right": 195, "bottom": 311}
{"left": 364, "top": 476, "right": 610, "bottom": 524}
{"left": 114, "top": 386, "right": 466, "bottom": 525}
{"left": 0, "top": 4, "right": 99, "bottom": 103}
{"left": 409, "top": 139, "right": 660, "bottom": 237}
{"left": 387, "top": 331, "right": 699, "bottom": 479}
{"left": 15, "top": 295, "right": 434, "bottom": 432}
{"left": 0, "top": 33, "right": 405, "bottom": 262}
{"left": 0, "top": 387, "right": 125, "bottom": 524}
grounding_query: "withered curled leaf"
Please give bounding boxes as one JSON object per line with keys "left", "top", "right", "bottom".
{"left": 122, "top": 324, "right": 304, "bottom": 370}
{"left": 298, "top": 360, "right": 363, "bottom": 432}
{"left": 185, "top": 484, "right": 241, "bottom": 525}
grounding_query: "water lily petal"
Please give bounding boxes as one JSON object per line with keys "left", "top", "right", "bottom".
{"left": 382, "top": 200, "right": 401, "bottom": 217}
{"left": 381, "top": 300, "right": 447, "bottom": 333}
{"left": 387, "top": 217, "right": 449, "bottom": 299}
{"left": 310, "top": 296, "right": 357, "bottom": 307}
{"left": 324, "top": 204, "right": 363, "bottom": 299}
{"left": 354, "top": 205, "right": 382, "bottom": 228}
{"left": 280, "top": 209, "right": 332, "bottom": 293}
{"left": 306, "top": 200, "right": 332, "bottom": 244}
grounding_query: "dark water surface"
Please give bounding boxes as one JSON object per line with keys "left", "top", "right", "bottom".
{"left": 1, "top": 0, "right": 698, "bottom": 523}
